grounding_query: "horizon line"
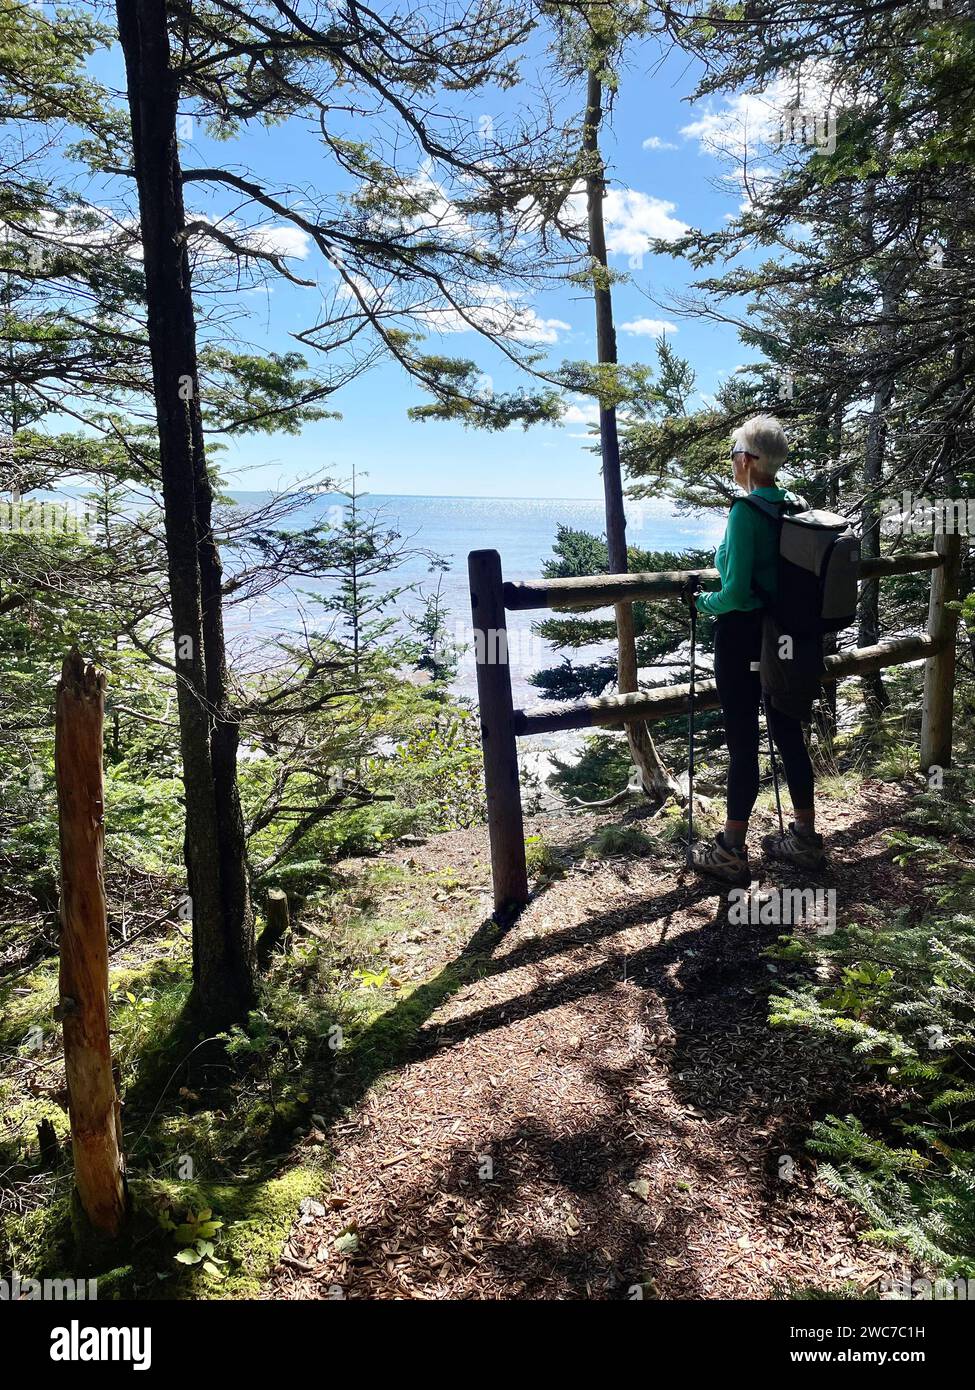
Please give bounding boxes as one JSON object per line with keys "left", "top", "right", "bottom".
{"left": 227, "top": 488, "right": 608, "bottom": 503}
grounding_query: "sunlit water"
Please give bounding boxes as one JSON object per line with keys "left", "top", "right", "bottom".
{"left": 33, "top": 484, "right": 722, "bottom": 787}
{"left": 224, "top": 491, "right": 723, "bottom": 776}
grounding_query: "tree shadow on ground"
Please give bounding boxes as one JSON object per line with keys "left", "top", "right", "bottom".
{"left": 277, "top": 1110, "right": 707, "bottom": 1300}
{"left": 82, "top": 802, "right": 903, "bottom": 1293}
{"left": 338, "top": 807, "right": 901, "bottom": 1103}
{"left": 282, "top": 803, "right": 906, "bottom": 1298}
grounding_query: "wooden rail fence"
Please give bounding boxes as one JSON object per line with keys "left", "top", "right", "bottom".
{"left": 469, "top": 532, "right": 962, "bottom": 916}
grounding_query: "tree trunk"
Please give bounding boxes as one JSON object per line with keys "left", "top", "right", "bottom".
{"left": 859, "top": 376, "right": 892, "bottom": 715}
{"left": 920, "top": 532, "right": 961, "bottom": 772}
{"left": 942, "top": 338, "right": 975, "bottom": 666}
{"left": 817, "top": 397, "right": 844, "bottom": 742}
{"left": 583, "top": 70, "right": 677, "bottom": 801}
{"left": 116, "top": 0, "right": 255, "bottom": 1026}
{"left": 56, "top": 650, "right": 127, "bottom": 1245}
{"left": 858, "top": 184, "right": 902, "bottom": 716}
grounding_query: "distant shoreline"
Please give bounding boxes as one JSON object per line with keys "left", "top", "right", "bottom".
{"left": 227, "top": 489, "right": 608, "bottom": 504}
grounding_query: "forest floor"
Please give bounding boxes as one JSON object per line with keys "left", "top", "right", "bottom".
{"left": 264, "top": 777, "right": 918, "bottom": 1301}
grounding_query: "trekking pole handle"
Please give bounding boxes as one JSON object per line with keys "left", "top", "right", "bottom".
{"left": 682, "top": 573, "right": 701, "bottom": 611}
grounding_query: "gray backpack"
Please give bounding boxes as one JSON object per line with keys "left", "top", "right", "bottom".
{"left": 740, "top": 496, "right": 860, "bottom": 636}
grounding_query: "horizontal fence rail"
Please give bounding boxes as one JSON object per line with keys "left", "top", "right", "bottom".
{"left": 514, "top": 633, "right": 943, "bottom": 737}
{"left": 470, "top": 534, "right": 962, "bottom": 916}
{"left": 503, "top": 551, "right": 944, "bottom": 613}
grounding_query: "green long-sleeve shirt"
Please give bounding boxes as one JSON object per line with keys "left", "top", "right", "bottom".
{"left": 696, "top": 487, "right": 797, "bottom": 617}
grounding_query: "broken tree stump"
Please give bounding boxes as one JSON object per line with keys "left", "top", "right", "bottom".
{"left": 257, "top": 888, "right": 291, "bottom": 964}
{"left": 37, "top": 1117, "right": 61, "bottom": 1170}
{"left": 55, "top": 649, "right": 127, "bottom": 1243}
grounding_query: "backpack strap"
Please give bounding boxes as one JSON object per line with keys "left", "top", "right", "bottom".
{"left": 731, "top": 494, "right": 792, "bottom": 609}
{"left": 736, "top": 494, "right": 795, "bottom": 523}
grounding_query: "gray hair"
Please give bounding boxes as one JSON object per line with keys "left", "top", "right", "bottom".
{"left": 732, "top": 415, "right": 789, "bottom": 476}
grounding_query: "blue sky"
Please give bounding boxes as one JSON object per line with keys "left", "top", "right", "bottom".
{"left": 87, "top": 16, "right": 782, "bottom": 500}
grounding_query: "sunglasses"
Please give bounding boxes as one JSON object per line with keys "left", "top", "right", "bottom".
{"left": 731, "top": 448, "right": 759, "bottom": 461}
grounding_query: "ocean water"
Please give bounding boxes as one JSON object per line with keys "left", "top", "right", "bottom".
{"left": 225, "top": 491, "right": 724, "bottom": 716}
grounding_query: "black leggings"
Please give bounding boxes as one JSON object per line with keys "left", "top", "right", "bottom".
{"left": 714, "top": 609, "right": 815, "bottom": 823}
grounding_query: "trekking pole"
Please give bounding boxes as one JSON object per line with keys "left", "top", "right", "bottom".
{"left": 684, "top": 576, "right": 700, "bottom": 863}
{"left": 762, "top": 690, "right": 785, "bottom": 835}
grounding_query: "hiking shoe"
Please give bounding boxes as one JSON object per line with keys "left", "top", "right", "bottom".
{"left": 762, "top": 823, "right": 826, "bottom": 872}
{"left": 690, "top": 833, "right": 751, "bottom": 886}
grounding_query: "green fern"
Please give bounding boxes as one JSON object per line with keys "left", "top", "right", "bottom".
{"left": 770, "top": 815, "right": 975, "bottom": 1274}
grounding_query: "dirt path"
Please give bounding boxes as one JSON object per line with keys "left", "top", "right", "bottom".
{"left": 268, "top": 784, "right": 915, "bottom": 1300}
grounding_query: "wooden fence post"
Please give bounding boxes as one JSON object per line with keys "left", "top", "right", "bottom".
{"left": 920, "top": 530, "right": 962, "bottom": 772}
{"left": 55, "top": 649, "right": 127, "bottom": 1243}
{"left": 468, "top": 550, "right": 529, "bottom": 917}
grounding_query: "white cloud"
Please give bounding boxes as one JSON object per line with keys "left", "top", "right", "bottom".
{"left": 602, "top": 189, "right": 688, "bottom": 256}
{"left": 371, "top": 159, "right": 491, "bottom": 256}
{"left": 416, "top": 290, "right": 569, "bottom": 344}
{"left": 681, "top": 90, "right": 783, "bottom": 160}
{"left": 182, "top": 213, "right": 312, "bottom": 263}
{"left": 642, "top": 136, "right": 677, "bottom": 151}
{"left": 240, "top": 224, "right": 312, "bottom": 260}
{"left": 545, "top": 182, "right": 687, "bottom": 259}
{"left": 680, "top": 64, "right": 857, "bottom": 163}
{"left": 620, "top": 317, "right": 678, "bottom": 337}
{"left": 562, "top": 399, "right": 601, "bottom": 427}
{"left": 334, "top": 275, "right": 570, "bottom": 344}
{"left": 510, "top": 311, "right": 571, "bottom": 344}
{"left": 2, "top": 206, "right": 312, "bottom": 272}
{"left": 559, "top": 397, "right": 634, "bottom": 430}
{"left": 721, "top": 163, "right": 777, "bottom": 213}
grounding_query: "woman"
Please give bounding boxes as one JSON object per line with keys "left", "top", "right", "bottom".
{"left": 691, "top": 415, "right": 825, "bottom": 885}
